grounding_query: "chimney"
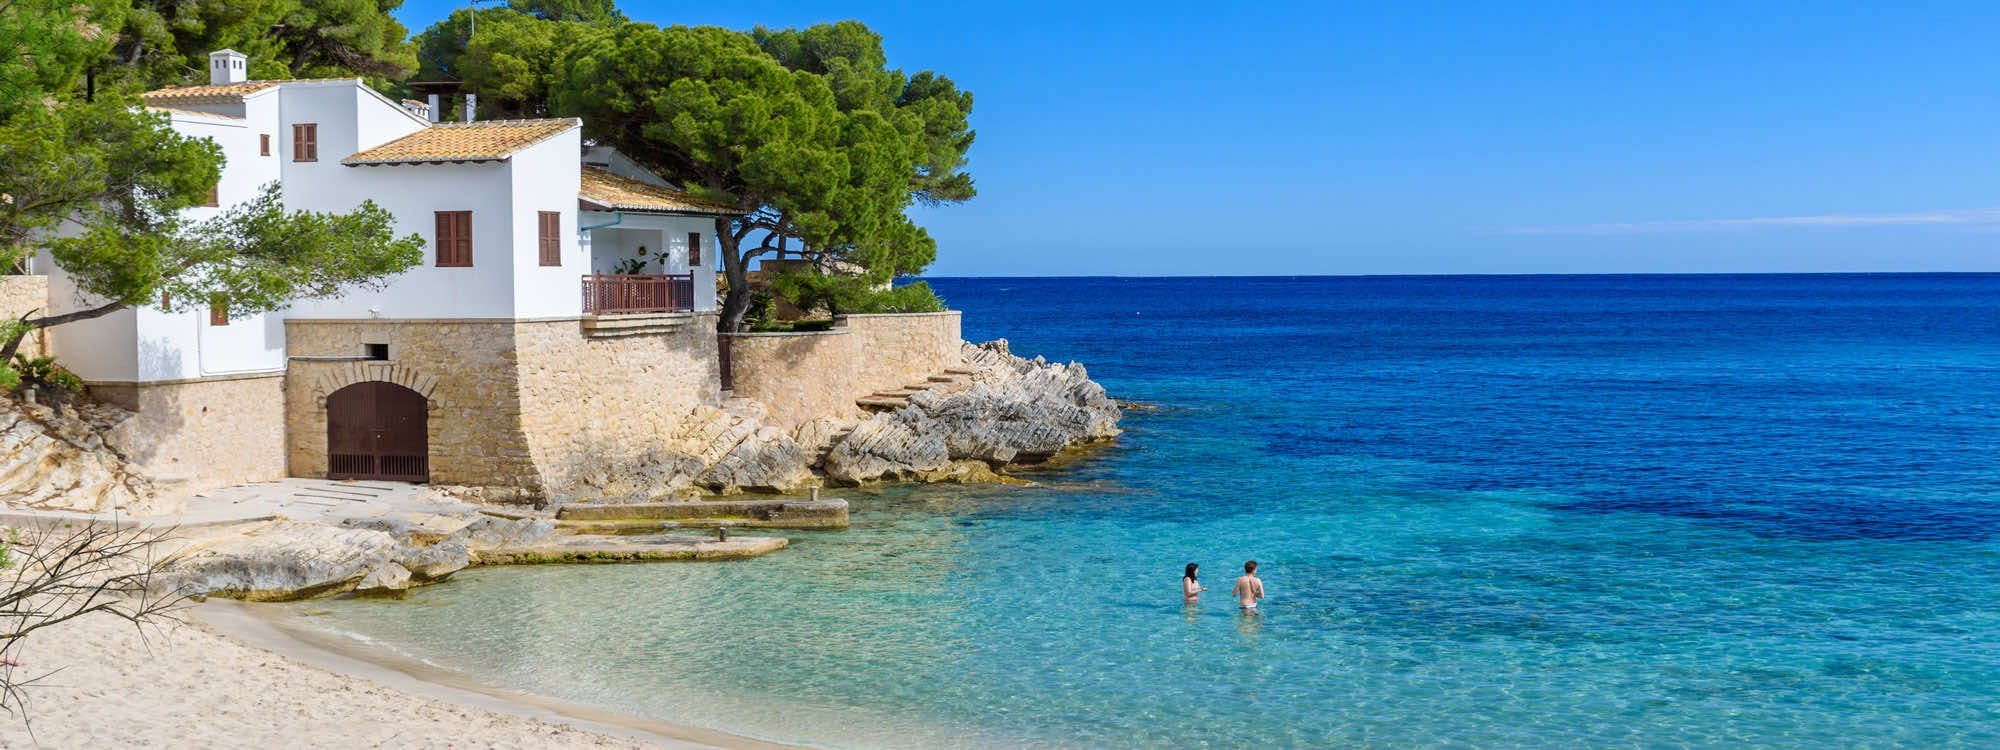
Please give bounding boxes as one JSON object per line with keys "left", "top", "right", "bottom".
{"left": 209, "top": 49, "right": 248, "bottom": 86}
{"left": 462, "top": 93, "right": 477, "bottom": 123}
{"left": 426, "top": 93, "right": 441, "bottom": 123}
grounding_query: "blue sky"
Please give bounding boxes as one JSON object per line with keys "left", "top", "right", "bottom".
{"left": 395, "top": 1, "right": 2000, "bottom": 276}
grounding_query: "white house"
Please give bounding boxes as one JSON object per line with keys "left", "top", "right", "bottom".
{"left": 32, "top": 50, "right": 742, "bottom": 499}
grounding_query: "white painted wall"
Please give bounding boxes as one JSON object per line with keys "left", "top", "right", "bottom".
{"left": 508, "top": 128, "right": 584, "bottom": 319}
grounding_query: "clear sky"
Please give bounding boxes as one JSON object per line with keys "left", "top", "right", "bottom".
{"left": 394, "top": 1, "right": 2000, "bottom": 276}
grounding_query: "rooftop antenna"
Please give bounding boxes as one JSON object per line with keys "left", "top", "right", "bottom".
{"left": 467, "top": 0, "right": 506, "bottom": 41}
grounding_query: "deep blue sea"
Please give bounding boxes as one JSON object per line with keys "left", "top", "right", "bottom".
{"left": 296, "top": 275, "right": 2000, "bottom": 748}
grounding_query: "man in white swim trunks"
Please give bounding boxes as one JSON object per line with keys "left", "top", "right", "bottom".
{"left": 1232, "top": 560, "right": 1264, "bottom": 612}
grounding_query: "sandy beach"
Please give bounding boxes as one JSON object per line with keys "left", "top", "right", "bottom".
{"left": 0, "top": 601, "right": 778, "bottom": 749}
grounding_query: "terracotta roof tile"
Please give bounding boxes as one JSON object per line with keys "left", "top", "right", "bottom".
{"left": 140, "top": 79, "right": 341, "bottom": 102}
{"left": 343, "top": 119, "right": 579, "bottom": 166}
{"left": 579, "top": 166, "right": 741, "bottom": 215}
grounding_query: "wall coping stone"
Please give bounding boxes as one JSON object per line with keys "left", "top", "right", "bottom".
{"left": 836, "top": 311, "right": 960, "bottom": 320}
{"left": 721, "top": 329, "right": 851, "bottom": 339}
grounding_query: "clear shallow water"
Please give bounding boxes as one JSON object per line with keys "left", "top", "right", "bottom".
{"left": 298, "top": 275, "right": 2000, "bottom": 748}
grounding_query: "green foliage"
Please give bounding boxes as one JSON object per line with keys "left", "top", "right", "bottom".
{"left": 611, "top": 256, "right": 651, "bottom": 275}
{"left": 54, "top": 184, "right": 427, "bottom": 318}
{"left": 770, "top": 272, "right": 944, "bottom": 316}
{"left": 11, "top": 354, "right": 82, "bottom": 393}
{"left": 414, "top": 4, "right": 620, "bottom": 116}
{"left": 0, "top": 0, "right": 126, "bottom": 117}
{"left": 0, "top": 366, "right": 19, "bottom": 393}
{"left": 545, "top": 20, "right": 972, "bottom": 329}
{"left": 1, "top": 100, "right": 219, "bottom": 273}
{"left": 110, "top": 0, "right": 418, "bottom": 90}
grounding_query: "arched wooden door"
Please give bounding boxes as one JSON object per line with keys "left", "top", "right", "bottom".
{"left": 326, "top": 381, "right": 429, "bottom": 482}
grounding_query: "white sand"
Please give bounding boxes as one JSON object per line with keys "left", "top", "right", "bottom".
{"left": 0, "top": 602, "right": 775, "bottom": 749}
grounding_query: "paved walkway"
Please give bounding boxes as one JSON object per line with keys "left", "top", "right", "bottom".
{"left": 0, "top": 478, "right": 487, "bottom": 530}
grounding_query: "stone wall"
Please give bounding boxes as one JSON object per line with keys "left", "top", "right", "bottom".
{"left": 722, "top": 329, "right": 859, "bottom": 431}
{"left": 101, "top": 373, "right": 287, "bottom": 501}
{"left": 284, "top": 315, "right": 723, "bottom": 503}
{"left": 724, "top": 311, "right": 963, "bottom": 432}
{"left": 285, "top": 320, "right": 538, "bottom": 496}
{"left": 0, "top": 275, "right": 48, "bottom": 356}
{"left": 513, "top": 313, "right": 723, "bottom": 500}
{"left": 845, "top": 312, "right": 962, "bottom": 399}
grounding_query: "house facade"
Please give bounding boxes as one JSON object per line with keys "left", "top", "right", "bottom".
{"left": 32, "top": 50, "right": 743, "bottom": 502}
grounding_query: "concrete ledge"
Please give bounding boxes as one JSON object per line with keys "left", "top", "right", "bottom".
{"left": 579, "top": 312, "right": 693, "bottom": 338}
{"left": 555, "top": 498, "right": 848, "bottom": 529}
{"left": 470, "top": 534, "right": 787, "bottom": 565}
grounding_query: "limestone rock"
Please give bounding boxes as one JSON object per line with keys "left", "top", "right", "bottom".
{"left": 819, "top": 339, "right": 1121, "bottom": 484}
{"left": 354, "top": 563, "right": 413, "bottom": 596}
{"left": 0, "top": 397, "right": 165, "bottom": 515}
{"left": 792, "top": 417, "right": 855, "bottom": 463}
{"left": 451, "top": 516, "right": 558, "bottom": 558}
{"left": 822, "top": 411, "right": 951, "bottom": 484}
{"left": 395, "top": 541, "right": 471, "bottom": 582}
{"left": 161, "top": 521, "right": 401, "bottom": 601}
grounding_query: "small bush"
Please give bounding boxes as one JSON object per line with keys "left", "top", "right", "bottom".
{"left": 12, "top": 354, "right": 83, "bottom": 394}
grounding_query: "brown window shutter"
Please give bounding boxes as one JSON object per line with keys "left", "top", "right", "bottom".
{"left": 457, "top": 211, "right": 473, "bottom": 265}
{"left": 687, "top": 232, "right": 702, "bottom": 265}
{"left": 205, "top": 185, "right": 219, "bottom": 207}
{"left": 538, "top": 211, "right": 560, "bottom": 266}
{"left": 209, "top": 298, "right": 229, "bottom": 326}
{"left": 260, "top": 133, "right": 270, "bottom": 156}
{"left": 293, "top": 124, "right": 317, "bottom": 162}
{"left": 435, "top": 211, "right": 472, "bottom": 267}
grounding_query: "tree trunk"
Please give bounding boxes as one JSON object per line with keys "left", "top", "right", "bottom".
{"left": 0, "top": 300, "right": 126, "bottom": 362}
{"left": 716, "top": 217, "right": 751, "bottom": 333}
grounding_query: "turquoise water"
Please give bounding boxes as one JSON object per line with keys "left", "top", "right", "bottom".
{"left": 298, "top": 275, "right": 2000, "bottom": 748}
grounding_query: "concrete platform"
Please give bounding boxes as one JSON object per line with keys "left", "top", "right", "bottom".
{"left": 472, "top": 533, "right": 787, "bottom": 565}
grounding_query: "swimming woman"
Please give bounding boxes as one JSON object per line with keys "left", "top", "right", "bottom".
{"left": 1182, "top": 562, "right": 1205, "bottom": 602}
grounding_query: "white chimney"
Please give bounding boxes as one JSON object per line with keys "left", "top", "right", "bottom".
{"left": 462, "top": 93, "right": 477, "bottom": 123}
{"left": 426, "top": 93, "right": 441, "bottom": 123}
{"left": 209, "top": 49, "right": 248, "bottom": 85}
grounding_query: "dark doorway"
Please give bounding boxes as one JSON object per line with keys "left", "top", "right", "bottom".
{"left": 326, "top": 381, "right": 429, "bottom": 482}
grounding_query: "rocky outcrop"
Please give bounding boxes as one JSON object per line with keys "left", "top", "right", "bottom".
{"left": 818, "top": 340, "right": 1121, "bottom": 485}
{"left": 0, "top": 396, "right": 165, "bottom": 515}
{"left": 160, "top": 521, "right": 410, "bottom": 601}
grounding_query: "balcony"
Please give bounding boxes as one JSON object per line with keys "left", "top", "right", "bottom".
{"left": 581, "top": 273, "right": 695, "bottom": 315}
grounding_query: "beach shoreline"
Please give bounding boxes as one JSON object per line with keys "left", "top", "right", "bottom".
{"left": 0, "top": 599, "right": 794, "bottom": 749}
{"left": 199, "top": 600, "right": 795, "bottom": 750}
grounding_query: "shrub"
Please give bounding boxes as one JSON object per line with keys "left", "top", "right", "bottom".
{"left": 12, "top": 354, "right": 83, "bottom": 393}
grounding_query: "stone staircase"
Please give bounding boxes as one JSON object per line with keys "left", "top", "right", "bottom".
{"left": 856, "top": 365, "right": 977, "bottom": 412}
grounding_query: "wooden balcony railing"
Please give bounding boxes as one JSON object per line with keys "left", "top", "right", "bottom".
{"left": 582, "top": 273, "right": 695, "bottom": 314}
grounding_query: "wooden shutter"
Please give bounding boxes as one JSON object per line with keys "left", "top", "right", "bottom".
{"left": 293, "top": 123, "right": 317, "bottom": 162}
{"left": 209, "top": 298, "right": 229, "bottom": 326}
{"left": 205, "top": 185, "right": 219, "bottom": 207}
{"left": 687, "top": 232, "right": 702, "bottom": 266}
{"left": 260, "top": 133, "right": 271, "bottom": 156}
{"left": 435, "top": 211, "right": 472, "bottom": 267}
{"left": 538, "top": 211, "right": 561, "bottom": 266}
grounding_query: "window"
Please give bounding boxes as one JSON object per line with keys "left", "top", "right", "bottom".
{"left": 365, "top": 344, "right": 389, "bottom": 361}
{"left": 208, "top": 298, "right": 228, "bottom": 326}
{"left": 434, "top": 211, "right": 472, "bottom": 267}
{"left": 687, "top": 232, "right": 702, "bottom": 266}
{"left": 204, "top": 185, "right": 219, "bottom": 207}
{"left": 292, "top": 123, "right": 317, "bottom": 162}
{"left": 160, "top": 290, "right": 170, "bottom": 309}
{"left": 260, "top": 133, "right": 270, "bottom": 156}
{"left": 537, "top": 211, "right": 561, "bottom": 266}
